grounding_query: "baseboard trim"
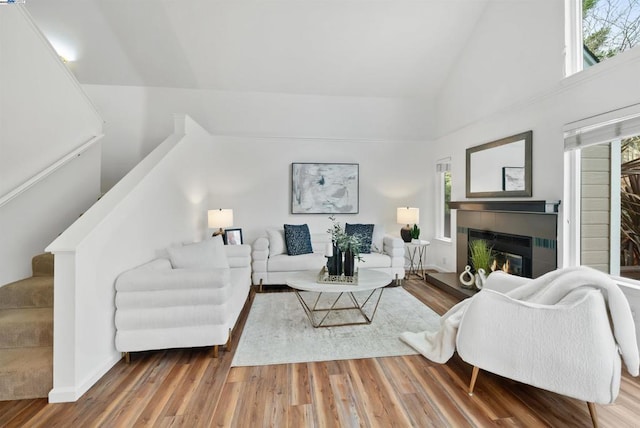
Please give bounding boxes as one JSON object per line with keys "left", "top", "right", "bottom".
{"left": 48, "top": 352, "right": 121, "bottom": 403}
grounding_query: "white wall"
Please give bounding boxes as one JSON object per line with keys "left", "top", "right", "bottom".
{"left": 0, "top": 6, "right": 102, "bottom": 196}
{"left": 46, "top": 115, "right": 211, "bottom": 402}
{"left": 0, "top": 143, "right": 101, "bottom": 286}
{"left": 435, "top": 1, "right": 565, "bottom": 135}
{"left": 204, "top": 135, "right": 432, "bottom": 246}
{"left": 0, "top": 5, "right": 103, "bottom": 285}
{"left": 83, "top": 84, "right": 434, "bottom": 192}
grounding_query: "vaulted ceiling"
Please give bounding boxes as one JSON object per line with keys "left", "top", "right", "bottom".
{"left": 26, "top": 0, "right": 488, "bottom": 100}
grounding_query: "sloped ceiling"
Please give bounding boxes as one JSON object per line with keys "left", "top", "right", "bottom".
{"left": 26, "top": 0, "right": 488, "bottom": 99}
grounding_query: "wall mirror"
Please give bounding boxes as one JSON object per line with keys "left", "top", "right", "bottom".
{"left": 466, "top": 130, "right": 532, "bottom": 198}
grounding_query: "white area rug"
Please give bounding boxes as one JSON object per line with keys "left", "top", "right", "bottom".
{"left": 231, "top": 287, "right": 440, "bottom": 367}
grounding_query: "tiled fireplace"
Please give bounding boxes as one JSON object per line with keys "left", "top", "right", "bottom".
{"left": 467, "top": 228, "right": 533, "bottom": 277}
{"left": 454, "top": 201, "right": 558, "bottom": 279}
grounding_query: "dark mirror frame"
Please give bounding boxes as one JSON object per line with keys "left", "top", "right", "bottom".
{"left": 465, "top": 130, "right": 533, "bottom": 198}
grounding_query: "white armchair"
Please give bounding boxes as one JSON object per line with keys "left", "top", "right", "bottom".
{"left": 456, "top": 270, "right": 638, "bottom": 427}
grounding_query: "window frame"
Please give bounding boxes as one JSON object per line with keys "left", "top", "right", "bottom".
{"left": 564, "top": 106, "right": 640, "bottom": 282}
{"left": 435, "top": 158, "right": 452, "bottom": 242}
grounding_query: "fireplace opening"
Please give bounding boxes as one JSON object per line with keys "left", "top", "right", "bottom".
{"left": 468, "top": 229, "right": 533, "bottom": 278}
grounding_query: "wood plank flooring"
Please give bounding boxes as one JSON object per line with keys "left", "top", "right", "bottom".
{"left": 1, "top": 276, "right": 639, "bottom": 427}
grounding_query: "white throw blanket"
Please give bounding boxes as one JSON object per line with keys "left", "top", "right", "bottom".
{"left": 401, "top": 266, "right": 640, "bottom": 376}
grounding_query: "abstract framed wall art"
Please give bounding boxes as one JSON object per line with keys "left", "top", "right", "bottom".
{"left": 291, "top": 163, "right": 359, "bottom": 214}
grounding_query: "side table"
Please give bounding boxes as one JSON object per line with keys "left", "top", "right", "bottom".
{"left": 405, "top": 240, "right": 430, "bottom": 279}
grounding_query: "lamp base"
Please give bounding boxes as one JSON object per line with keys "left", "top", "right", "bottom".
{"left": 400, "top": 225, "right": 412, "bottom": 243}
{"left": 212, "top": 228, "right": 224, "bottom": 237}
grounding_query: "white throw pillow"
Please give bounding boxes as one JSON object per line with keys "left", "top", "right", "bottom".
{"left": 267, "top": 228, "right": 286, "bottom": 257}
{"left": 372, "top": 225, "right": 385, "bottom": 253}
{"left": 167, "top": 235, "right": 229, "bottom": 269}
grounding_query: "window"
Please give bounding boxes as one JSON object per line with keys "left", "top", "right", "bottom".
{"left": 583, "top": 0, "right": 640, "bottom": 64}
{"left": 564, "top": 105, "right": 640, "bottom": 280}
{"left": 566, "top": 0, "right": 640, "bottom": 75}
{"left": 436, "top": 158, "right": 452, "bottom": 240}
{"left": 620, "top": 136, "right": 640, "bottom": 279}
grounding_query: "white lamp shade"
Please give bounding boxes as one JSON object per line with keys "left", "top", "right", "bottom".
{"left": 397, "top": 207, "right": 419, "bottom": 225}
{"left": 208, "top": 209, "right": 233, "bottom": 229}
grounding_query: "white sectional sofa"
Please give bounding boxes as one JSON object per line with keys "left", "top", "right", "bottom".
{"left": 114, "top": 237, "right": 251, "bottom": 359}
{"left": 251, "top": 226, "right": 405, "bottom": 288}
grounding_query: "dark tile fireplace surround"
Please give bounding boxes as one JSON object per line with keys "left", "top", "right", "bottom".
{"left": 427, "top": 200, "right": 559, "bottom": 299}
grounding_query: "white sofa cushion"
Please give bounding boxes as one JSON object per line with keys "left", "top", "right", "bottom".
{"left": 115, "top": 287, "right": 232, "bottom": 308}
{"left": 267, "top": 228, "right": 286, "bottom": 257}
{"left": 268, "top": 253, "right": 325, "bottom": 272}
{"left": 357, "top": 252, "right": 392, "bottom": 269}
{"left": 116, "top": 266, "right": 230, "bottom": 292}
{"left": 116, "top": 304, "right": 230, "bottom": 330}
{"left": 372, "top": 225, "right": 385, "bottom": 253}
{"left": 167, "top": 235, "right": 229, "bottom": 269}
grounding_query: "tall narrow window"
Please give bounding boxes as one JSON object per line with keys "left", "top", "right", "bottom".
{"left": 620, "top": 136, "right": 640, "bottom": 279}
{"left": 436, "top": 158, "right": 452, "bottom": 240}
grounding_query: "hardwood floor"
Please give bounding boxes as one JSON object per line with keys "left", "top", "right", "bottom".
{"left": 2, "top": 276, "right": 639, "bottom": 427}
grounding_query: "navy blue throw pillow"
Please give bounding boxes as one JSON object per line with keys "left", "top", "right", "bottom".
{"left": 345, "top": 223, "right": 374, "bottom": 254}
{"left": 284, "top": 224, "right": 313, "bottom": 256}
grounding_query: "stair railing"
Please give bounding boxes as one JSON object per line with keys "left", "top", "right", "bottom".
{"left": 0, "top": 134, "right": 103, "bottom": 209}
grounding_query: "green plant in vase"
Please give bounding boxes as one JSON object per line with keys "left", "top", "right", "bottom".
{"left": 469, "top": 239, "right": 493, "bottom": 289}
{"left": 411, "top": 224, "right": 420, "bottom": 241}
{"left": 469, "top": 239, "right": 493, "bottom": 272}
{"left": 327, "top": 216, "right": 365, "bottom": 276}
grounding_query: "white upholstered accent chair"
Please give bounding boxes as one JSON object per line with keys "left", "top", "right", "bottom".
{"left": 456, "top": 272, "right": 635, "bottom": 428}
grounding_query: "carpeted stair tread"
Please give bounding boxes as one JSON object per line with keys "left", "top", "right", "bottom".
{"left": 32, "top": 252, "right": 54, "bottom": 277}
{"left": 0, "top": 346, "right": 52, "bottom": 400}
{"left": 0, "top": 277, "right": 53, "bottom": 309}
{"left": 0, "top": 308, "right": 53, "bottom": 348}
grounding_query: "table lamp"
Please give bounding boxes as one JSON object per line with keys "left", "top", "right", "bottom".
{"left": 208, "top": 209, "right": 233, "bottom": 237}
{"left": 397, "top": 207, "right": 419, "bottom": 243}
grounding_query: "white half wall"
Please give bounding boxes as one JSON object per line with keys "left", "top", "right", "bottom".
{"left": 46, "top": 115, "right": 212, "bottom": 402}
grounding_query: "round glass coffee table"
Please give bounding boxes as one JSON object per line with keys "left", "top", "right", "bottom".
{"left": 286, "top": 270, "right": 392, "bottom": 328}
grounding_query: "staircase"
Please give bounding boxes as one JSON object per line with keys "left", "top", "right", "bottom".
{"left": 0, "top": 253, "right": 53, "bottom": 401}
